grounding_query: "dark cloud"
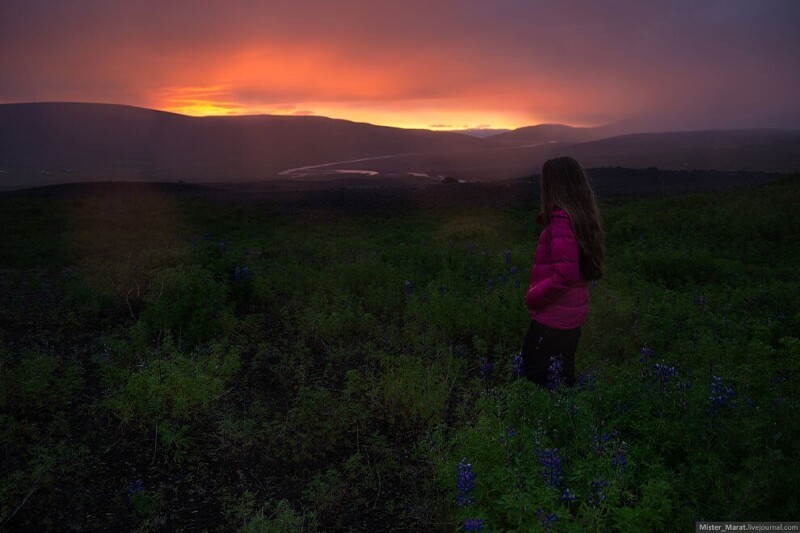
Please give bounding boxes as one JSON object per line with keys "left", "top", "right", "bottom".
{"left": 1, "top": 0, "right": 798, "bottom": 129}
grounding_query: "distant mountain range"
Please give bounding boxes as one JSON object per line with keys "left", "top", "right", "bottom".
{"left": 0, "top": 102, "right": 484, "bottom": 185}
{"left": 1, "top": 102, "right": 798, "bottom": 189}
{"left": 451, "top": 128, "right": 511, "bottom": 138}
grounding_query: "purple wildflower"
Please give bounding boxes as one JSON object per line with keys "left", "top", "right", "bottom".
{"left": 560, "top": 487, "right": 577, "bottom": 505}
{"left": 546, "top": 354, "right": 565, "bottom": 391}
{"left": 612, "top": 402, "right": 629, "bottom": 414}
{"left": 499, "top": 426, "right": 516, "bottom": 445}
{"left": 403, "top": 280, "right": 412, "bottom": 296}
{"left": 771, "top": 369, "right": 790, "bottom": 384}
{"left": 588, "top": 477, "right": 608, "bottom": 508}
{"left": 127, "top": 479, "right": 144, "bottom": 495}
{"left": 639, "top": 346, "right": 655, "bottom": 363}
{"left": 464, "top": 517, "right": 485, "bottom": 531}
{"left": 577, "top": 369, "right": 596, "bottom": 391}
{"left": 612, "top": 446, "right": 628, "bottom": 474}
{"left": 535, "top": 509, "right": 558, "bottom": 530}
{"left": 653, "top": 362, "right": 678, "bottom": 391}
{"left": 457, "top": 458, "right": 476, "bottom": 507}
{"left": 479, "top": 358, "right": 493, "bottom": 381}
{"left": 534, "top": 447, "right": 563, "bottom": 488}
{"left": 505, "top": 249, "right": 513, "bottom": 265}
{"left": 592, "top": 429, "right": 619, "bottom": 455}
{"left": 512, "top": 352, "right": 524, "bottom": 378}
{"left": 709, "top": 374, "right": 736, "bottom": 416}
{"left": 234, "top": 266, "right": 251, "bottom": 282}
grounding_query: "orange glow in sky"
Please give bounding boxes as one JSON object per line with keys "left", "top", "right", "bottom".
{"left": 158, "top": 87, "right": 532, "bottom": 131}
{"left": 150, "top": 48, "right": 541, "bottom": 130}
{"left": 2, "top": 1, "right": 798, "bottom": 132}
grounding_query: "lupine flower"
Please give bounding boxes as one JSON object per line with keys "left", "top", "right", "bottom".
{"left": 771, "top": 369, "right": 790, "bottom": 384}
{"left": 546, "top": 354, "right": 564, "bottom": 391}
{"left": 769, "top": 397, "right": 787, "bottom": 415}
{"left": 218, "top": 239, "right": 225, "bottom": 251}
{"left": 438, "top": 284, "right": 446, "bottom": 296}
{"left": 588, "top": 477, "right": 608, "bottom": 508}
{"left": 499, "top": 426, "right": 516, "bottom": 445}
{"left": 464, "top": 517, "right": 484, "bottom": 531}
{"left": 512, "top": 352, "right": 524, "bottom": 378}
{"left": 510, "top": 265, "right": 518, "bottom": 275}
{"left": 560, "top": 488, "right": 578, "bottom": 505}
{"left": 590, "top": 279, "right": 600, "bottom": 288}
{"left": 653, "top": 362, "right": 678, "bottom": 390}
{"left": 534, "top": 447, "right": 563, "bottom": 488}
{"left": 403, "top": 280, "right": 412, "bottom": 296}
{"left": 577, "top": 369, "right": 597, "bottom": 391}
{"left": 639, "top": 346, "right": 655, "bottom": 363}
{"left": 479, "top": 358, "right": 493, "bottom": 381}
{"left": 456, "top": 458, "right": 476, "bottom": 507}
{"left": 505, "top": 249, "right": 513, "bottom": 265}
{"left": 535, "top": 509, "right": 557, "bottom": 530}
{"left": 203, "top": 231, "right": 211, "bottom": 241}
{"left": 612, "top": 447, "right": 628, "bottom": 474}
{"left": 128, "top": 479, "right": 144, "bottom": 495}
{"left": 234, "top": 266, "right": 251, "bottom": 281}
{"left": 709, "top": 374, "right": 736, "bottom": 416}
{"left": 592, "top": 429, "right": 619, "bottom": 455}
{"left": 467, "top": 241, "right": 476, "bottom": 253}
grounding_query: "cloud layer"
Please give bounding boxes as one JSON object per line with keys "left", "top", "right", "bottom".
{"left": 2, "top": 0, "right": 799, "bottom": 129}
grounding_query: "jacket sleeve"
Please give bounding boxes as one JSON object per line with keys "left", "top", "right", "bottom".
{"left": 525, "top": 217, "right": 582, "bottom": 310}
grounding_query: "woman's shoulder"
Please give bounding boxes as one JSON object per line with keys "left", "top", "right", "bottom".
{"left": 550, "top": 212, "right": 576, "bottom": 239}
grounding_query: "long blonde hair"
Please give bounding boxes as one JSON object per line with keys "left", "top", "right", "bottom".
{"left": 540, "top": 156, "right": 605, "bottom": 281}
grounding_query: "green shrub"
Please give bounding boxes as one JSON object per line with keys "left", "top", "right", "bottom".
{"left": 135, "top": 265, "right": 234, "bottom": 349}
{"left": 368, "top": 354, "right": 459, "bottom": 440}
{"left": 102, "top": 337, "right": 240, "bottom": 461}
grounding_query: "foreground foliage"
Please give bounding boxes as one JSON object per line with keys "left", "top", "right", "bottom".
{"left": 1, "top": 174, "right": 798, "bottom": 531}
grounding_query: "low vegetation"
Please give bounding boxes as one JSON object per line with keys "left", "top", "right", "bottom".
{"left": 1, "top": 174, "right": 798, "bottom": 531}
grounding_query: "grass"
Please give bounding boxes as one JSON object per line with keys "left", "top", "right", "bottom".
{"left": 0, "top": 174, "right": 798, "bottom": 531}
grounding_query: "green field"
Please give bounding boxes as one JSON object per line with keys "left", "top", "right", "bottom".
{"left": 1, "top": 175, "right": 799, "bottom": 531}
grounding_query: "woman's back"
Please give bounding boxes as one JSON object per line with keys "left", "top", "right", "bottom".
{"left": 526, "top": 207, "right": 589, "bottom": 329}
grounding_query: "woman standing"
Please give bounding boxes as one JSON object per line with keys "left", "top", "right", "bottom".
{"left": 522, "top": 156, "right": 605, "bottom": 388}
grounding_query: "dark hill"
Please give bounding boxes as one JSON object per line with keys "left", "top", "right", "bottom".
{"left": 558, "top": 129, "right": 800, "bottom": 172}
{"left": 487, "top": 122, "right": 635, "bottom": 144}
{"left": 0, "top": 102, "right": 488, "bottom": 187}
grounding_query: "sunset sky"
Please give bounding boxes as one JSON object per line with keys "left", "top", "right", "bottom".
{"left": 2, "top": 0, "right": 799, "bottom": 131}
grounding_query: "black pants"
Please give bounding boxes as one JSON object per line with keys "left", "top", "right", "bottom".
{"left": 521, "top": 318, "right": 581, "bottom": 388}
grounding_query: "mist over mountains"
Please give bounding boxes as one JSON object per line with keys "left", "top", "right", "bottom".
{"left": 1, "top": 102, "right": 799, "bottom": 190}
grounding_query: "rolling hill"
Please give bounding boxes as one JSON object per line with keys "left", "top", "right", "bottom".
{"left": 0, "top": 102, "right": 487, "bottom": 187}
{"left": 1, "top": 102, "right": 798, "bottom": 190}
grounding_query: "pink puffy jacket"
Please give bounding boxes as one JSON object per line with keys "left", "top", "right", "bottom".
{"left": 525, "top": 207, "right": 589, "bottom": 329}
